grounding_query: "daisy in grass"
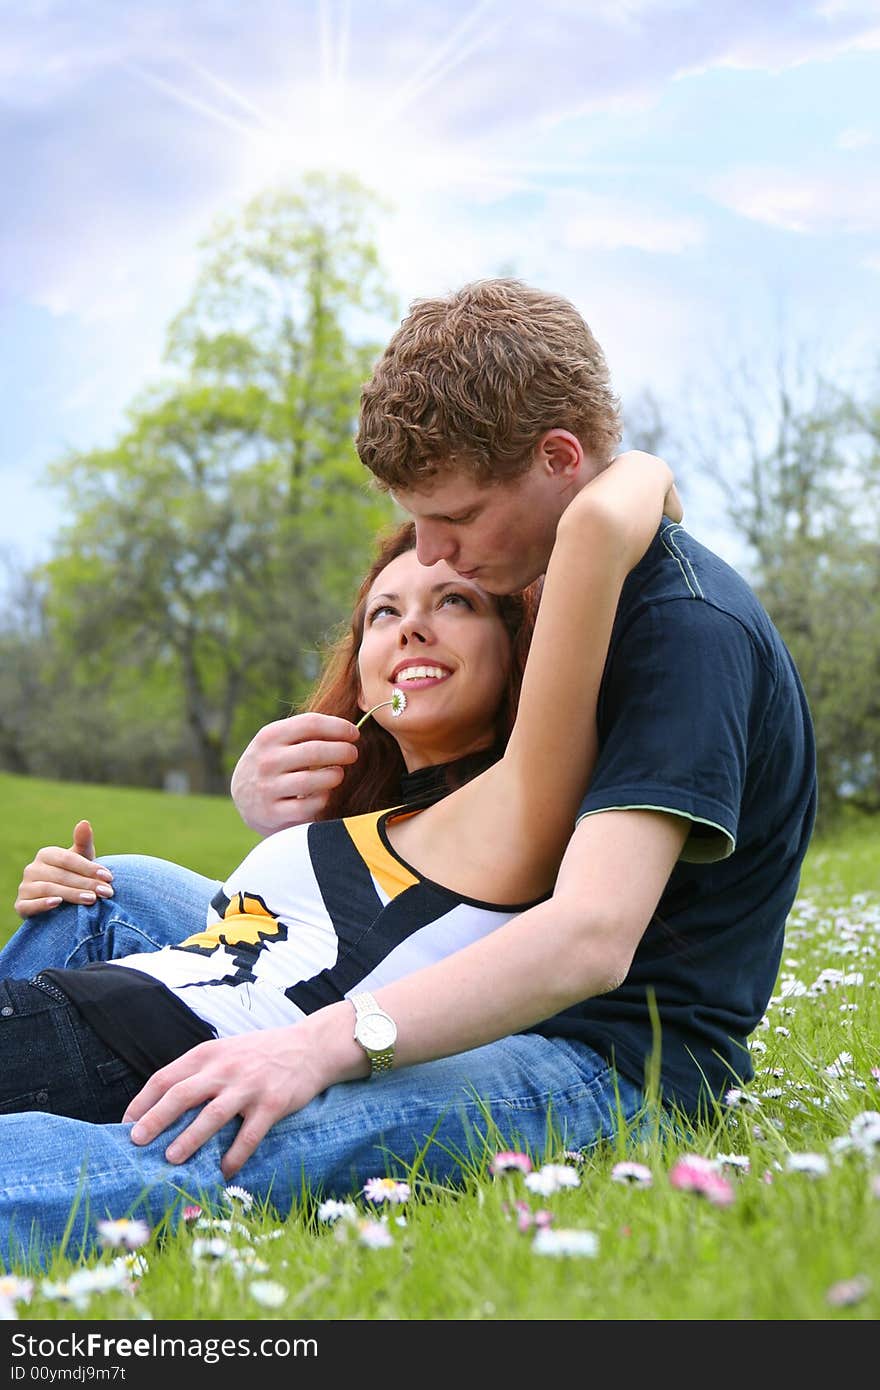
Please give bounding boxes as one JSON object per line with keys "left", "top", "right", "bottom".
{"left": 490, "top": 1150, "right": 533, "bottom": 1177}
{"left": 356, "top": 1218, "right": 394, "bottom": 1249}
{"left": 182, "top": 1205, "right": 202, "bottom": 1223}
{"left": 826, "top": 1275, "right": 872, "bottom": 1307}
{"left": 849, "top": 1110, "right": 880, "bottom": 1148}
{"left": 96, "top": 1217, "right": 151, "bottom": 1250}
{"left": 0, "top": 1295, "right": 15, "bottom": 1322}
{"left": 610, "top": 1161, "right": 653, "bottom": 1187}
{"left": 356, "top": 688, "right": 407, "bottom": 728}
{"left": 223, "top": 1185, "right": 255, "bottom": 1213}
{"left": 194, "top": 1216, "right": 253, "bottom": 1240}
{"left": 723, "top": 1088, "right": 759, "bottom": 1109}
{"left": 110, "top": 1253, "right": 149, "bottom": 1281}
{"left": 0, "top": 1276, "right": 32, "bottom": 1305}
{"left": 715, "top": 1154, "right": 751, "bottom": 1174}
{"left": 191, "top": 1237, "right": 233, "bottom": 1261}
{"left": 229, "top": 1253, "right": 270, "bottom": 1279}
{"left": 785, "top": 1153, "right": 830, "bottom": 1177}
{"left": 42, "top": 1265, "right": 131, "bottom": 1309}
{"left": 249, "top": 1280, "right": 287, "bottom": 1308}
{"left": 362, "top": 1177, "right": 410, "bottom": 1204}
{"left": 317, "top": 1198, "right": 358, "bottom": 1224}
{"left": 533, "top": 1228, "right": 599, "bottom": 1258}
{"left": 668, "top": 1156, "right": 735, "bottom": 1207}
{"left": 507, "top": 1200, "right": 553, "bottom": 1233}
{"left": 524, "top": 1163, "right": 580, "bottom": 1196}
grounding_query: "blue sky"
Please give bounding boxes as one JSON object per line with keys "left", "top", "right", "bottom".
{"left": 2, "top": 0, "right": 879, "bottom": 571}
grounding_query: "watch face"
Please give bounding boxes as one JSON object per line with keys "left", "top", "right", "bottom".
{"left": 356, "top": 1012, "right": 396, "bottom": 1051}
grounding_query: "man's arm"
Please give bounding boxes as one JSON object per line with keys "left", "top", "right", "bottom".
{"left": 125, "top": 808, "right": 688, "bottom": 1176}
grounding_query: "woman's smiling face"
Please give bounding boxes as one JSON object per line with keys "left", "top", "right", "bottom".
{"left": 357, "top": 548, "right": 514, "bottom": 770}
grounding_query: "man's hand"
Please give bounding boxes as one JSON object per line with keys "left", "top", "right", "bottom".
{"left": 230, "top": 712, "right": 361, "bottom": 837}
{"left": 123, "top": 1009, "right": 362, "bottom": 1177}
{"left": 14, "top": 820, "right": 114, "bottom": 917}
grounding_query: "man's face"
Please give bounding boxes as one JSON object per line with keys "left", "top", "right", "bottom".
{"left": 392, "top": 459, "right": 573, "bottom": 594}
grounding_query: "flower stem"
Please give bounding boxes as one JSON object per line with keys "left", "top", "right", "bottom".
{"left": 356, "top": 688, "right": 407, "bottom": 727}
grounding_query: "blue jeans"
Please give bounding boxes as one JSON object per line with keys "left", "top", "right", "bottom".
{"left": 0, "top": 976, "right": 145, "bottom": 1121}
{"left": 0, "top": 855, "right": 649, "bottom": 1266}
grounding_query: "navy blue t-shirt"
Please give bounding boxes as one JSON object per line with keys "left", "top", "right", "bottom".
{"left": 530, "top": 520, "right": 817, "bottom": 1115}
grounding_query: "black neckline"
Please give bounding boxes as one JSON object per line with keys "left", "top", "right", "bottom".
{"left": 396, "top": 741, "right": 506, "bottom": 810}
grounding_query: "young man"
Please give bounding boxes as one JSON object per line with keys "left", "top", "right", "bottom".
{"left": 3, "top": 282, "right": 815, "bottom": 1258}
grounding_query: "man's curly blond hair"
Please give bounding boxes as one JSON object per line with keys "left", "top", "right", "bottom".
{"left": 357, "top": 278, "right": 622, "bottom": 490}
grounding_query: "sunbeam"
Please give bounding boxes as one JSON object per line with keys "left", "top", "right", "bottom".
{"left": 363, "top": 0, "right": 503, "bottom": 142}
{"left": 126, "top": 63, "right": 262, "bottom": 139}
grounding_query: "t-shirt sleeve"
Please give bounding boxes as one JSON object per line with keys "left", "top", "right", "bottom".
{"left": 577, "top": 600, "right": 762, "bottom": 863}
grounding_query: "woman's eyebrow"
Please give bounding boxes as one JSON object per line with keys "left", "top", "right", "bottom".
{"left": 368, "top": 581, "right": 481, "bottom": 604}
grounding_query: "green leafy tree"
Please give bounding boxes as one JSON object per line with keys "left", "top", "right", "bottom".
{"left": 42, "top": 173, "right": 397, "bottom": 793}
{"left": 689, "top": 352, "right": 880, "bottom": 823}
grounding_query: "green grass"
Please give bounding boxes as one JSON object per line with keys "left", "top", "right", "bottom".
{"left": 0, "top": 770, "right": 260, "bottom": 918}
{"left": 1, "top": 772, "right": 878, "bottom": 1321}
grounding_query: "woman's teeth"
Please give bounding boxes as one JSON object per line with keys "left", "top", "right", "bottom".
{"left": 395, "top": 666, "right": 448, "bottom": 682}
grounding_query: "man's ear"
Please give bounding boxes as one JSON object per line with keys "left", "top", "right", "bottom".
{"left": 536, "top": 428, "right": 586, "bottom": 481}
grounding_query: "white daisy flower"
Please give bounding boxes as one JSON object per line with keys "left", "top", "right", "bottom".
{"left": 524, "top": 1164, "right": 581, "bottom": 1196}
{"left": 0, "top": 1276, "right": 33, "bottom": 1304}
{"left": 610, "top": 1161, "right": 653, "bottom": 1187}
{"left": 110, "top": 1254, "right": 149, "bottom": 1280}
{"left": 785, "top": 1153, "right": 830, "bottom": 1177}
{"left": 230, "top": 1254, "right": 270, "bottom": 1278}
{"left": 96, "top": 1218, "right": 151, "bottom": 1250}
{"left": 715, "top": 1154, "right": 751, "bottom": 1172}
{"left": 191, "top": 1237, "right": 233, "bottom": 1260}
{"left": 532, "top": 1228, "right": 599, "bottom": 1258}
{"left": 223, "top": 1185, "right": 255, "bottom": 1213}
{"left": 826, "top": 1275, "right": 872, "bottom": 1307}
{"left": 849, "top": 1111, "right": 880, "bottom": 1145}
{"left": 317, "top": 1199, "right": 358, "bottom": 1224}
{"left": 249, "top": 1280, "right": 287, "bottom": 1308}
{"left": 356, "top": 1218, "right": 394, "bottom": 1249}
{"left": 362, "top": 1177, "right": 411, "bottom": 1204}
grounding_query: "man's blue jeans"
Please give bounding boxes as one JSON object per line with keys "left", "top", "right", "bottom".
{"left": 0, "top": 854, "right": 648, "bottom": 1266}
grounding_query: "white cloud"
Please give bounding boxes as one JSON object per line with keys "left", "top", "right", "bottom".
{"left": 711, "top": 166, "right": 880, "bottom": 234}
{"left": 836, "top": 126, "right": 876, "bottom": 148}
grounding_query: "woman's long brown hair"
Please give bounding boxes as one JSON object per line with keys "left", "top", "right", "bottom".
{"left": 300, "top": 520, "right": 541, "bottom": 819}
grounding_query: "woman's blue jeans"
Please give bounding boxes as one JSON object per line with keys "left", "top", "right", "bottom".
{"left": 0, "top": 854, "right": 649, "bottom": 1267}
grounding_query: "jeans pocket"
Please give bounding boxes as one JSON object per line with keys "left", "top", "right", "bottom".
{"left": 96, "top": 1056, "right": 143, "bottom": 1108}
{"left": 0, "top": 1086, "right": 52, "bottom": 1115}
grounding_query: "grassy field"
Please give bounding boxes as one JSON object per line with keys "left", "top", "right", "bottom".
{"left": 0, "top": 772, "right": 878, "bottom": 1322}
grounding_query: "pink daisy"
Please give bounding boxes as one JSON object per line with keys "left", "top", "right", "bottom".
{"left": 490, "top": 1150, "right": 533, "bottom": 1177}
{"left": 668, "top": 1156, "right": 735, "bottom": 1207}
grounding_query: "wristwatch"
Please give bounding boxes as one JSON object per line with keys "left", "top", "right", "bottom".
{"left": 351, "top": 991, "right": 397, "bottom": 1077}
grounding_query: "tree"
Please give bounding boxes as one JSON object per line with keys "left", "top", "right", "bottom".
{"left": 685, "top": 348, "right": 880, "bottom": 822}
{"left": 41, "top": 174, "right": 397, "bottom": 793}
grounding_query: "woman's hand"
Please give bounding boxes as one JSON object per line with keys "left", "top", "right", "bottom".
{"left": 231, "top": 713, "right": 361, "bottom": 838}
{"left": 564, "top": 450, "right": 682, "bottom": 570}
{"left": 13, "top": 820, "right": 114, "bottom": 917}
